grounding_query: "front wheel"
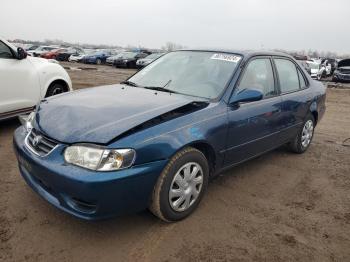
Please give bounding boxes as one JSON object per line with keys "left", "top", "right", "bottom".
{"left": 45, "top": 82, "right": 66, "bottom": 97}
{"left": 149, "top": 147, "right": 209, "bottom": 222}
{"left": 96, "top": 58, "right": 102, "bottom": 65}
{"left": 288, "top": 114, "right": 315, "bottom": 154}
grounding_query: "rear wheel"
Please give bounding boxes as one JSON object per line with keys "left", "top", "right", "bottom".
{"left": 96, "top": 58, "right": 102, "bottom": 65}
{"left": 150, "top": 147, "right": 209, "bottom": 222}
{"left": 288, "top": 114, "right": 315, "bottom": 154}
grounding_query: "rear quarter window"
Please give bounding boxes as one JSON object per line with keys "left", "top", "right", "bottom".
{"left": 297, "top": 69, "right": 307, "bottom": 89}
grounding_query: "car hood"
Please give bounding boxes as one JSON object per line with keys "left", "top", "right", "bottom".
{"left": 34, "top": 85, "right": 198, "bottom": 144}
{"left": 338, "top": 59, "right": 350, "bottom": 68}
{"left": 27, "top": 56, "right": 60, "bottom": 67}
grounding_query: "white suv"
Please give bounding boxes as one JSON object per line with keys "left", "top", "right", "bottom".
{"left": 0, "top": 38, "right": 72, "bottom": 120}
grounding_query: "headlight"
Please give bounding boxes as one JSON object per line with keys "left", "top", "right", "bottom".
{"left": 19, "top": 111, "right": 35, "bottom": 132}
{"left": 64, "top": 145, "right": 136, "bottom": 171}
{"left": 123, "top": 59, "right": 128, "bottom": 62}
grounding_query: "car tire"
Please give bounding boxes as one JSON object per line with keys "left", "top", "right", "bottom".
{"left": 45, "top": 82, "right": 66, "bottom": 97}
{"left": 96, "top": 58, "right": 102, "bottom": 65}
{"left": 288, "top": 114, "right": 315, "bottom": 154}
{"left": 149, "top": 147, "right": 209, "bottom": 222}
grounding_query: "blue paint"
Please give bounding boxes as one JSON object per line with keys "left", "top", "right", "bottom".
{"left": 14, "top": 50, "right": 327, "bottom": 220}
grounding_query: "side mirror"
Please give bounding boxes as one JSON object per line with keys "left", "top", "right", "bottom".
{"left": 17, "top": 47, "right": 27, "bottom": 60}
{"left": 230, "top": 89, "right": 263, "bottom": 105}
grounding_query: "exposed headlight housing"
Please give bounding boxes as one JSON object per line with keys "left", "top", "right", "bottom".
{"left": 64, "top": 145, "right": 136, "bottom": 171}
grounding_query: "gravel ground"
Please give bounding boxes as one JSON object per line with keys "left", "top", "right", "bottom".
{"left": 0, "top": 62, "right": 350, "bottom": 262}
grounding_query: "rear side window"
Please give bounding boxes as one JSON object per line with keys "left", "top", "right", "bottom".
{"left": 238, "top": 58, "right": 276, "bottom": 98}
{"left": 274, "top": 59, "right": 300, "bottom": 93}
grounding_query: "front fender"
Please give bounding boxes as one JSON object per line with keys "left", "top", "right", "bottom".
{"left": 28, "top": 58, "right": 72, "bottom": 98}
{"left": 109, "top": 103, "right": 228, "bottom": 170}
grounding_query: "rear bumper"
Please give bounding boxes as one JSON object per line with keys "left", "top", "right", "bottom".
{"left": 13, "top": 126, "right": 167, "bottom": 220}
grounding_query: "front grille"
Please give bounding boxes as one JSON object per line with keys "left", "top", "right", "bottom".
{"left": 25, "top": 129, "right": 58, "bottom": 156}
{"left": 339, "top": 68, "right": 350, "bottom": 74}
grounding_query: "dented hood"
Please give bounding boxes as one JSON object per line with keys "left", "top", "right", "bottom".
{"left": 34, "top": 85, "right": 196, "bottom": 144}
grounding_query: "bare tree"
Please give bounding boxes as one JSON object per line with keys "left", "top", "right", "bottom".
{"left": 161, "top": 42, "right": 184, "bottom": 51}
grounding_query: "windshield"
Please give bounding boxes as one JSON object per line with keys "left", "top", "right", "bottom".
{"left": 91, "top": 51, "right": 105, "bottom": 56}
{"left": 43, "top": 47, "right": 56, "bottom": 51}
{"left": 128, "top": 51, "right": 241, "bottom": 99}
{"left": 27, "top": 45, "right": 38, "bottom": 51}
{"left": 119, "top": 52, "right": 137, "bottom": 59}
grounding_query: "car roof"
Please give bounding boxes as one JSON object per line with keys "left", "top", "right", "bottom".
{"left": 178, "top": 49, "right": 294, "bottom": 59}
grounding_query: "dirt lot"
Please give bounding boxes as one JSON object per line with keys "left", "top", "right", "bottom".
{"left": 1, "top": 62, "right": 350, "bottom": 262}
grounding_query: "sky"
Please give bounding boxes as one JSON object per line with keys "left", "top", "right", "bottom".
{"left": 1, "top": 0, "right": 349, "bottom": 54}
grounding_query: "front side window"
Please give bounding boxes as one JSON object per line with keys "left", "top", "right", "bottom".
{"left": 237, "top": 58, "right": 276, "bottom": 98}
{"left": 274, "top": 59, "right": 300, "bottom": 93}
{"left": 0, "top": 41, "right": 13, "bottom": 59}
{"left": 128, "top": 51, "right": 242, "bottom": 99}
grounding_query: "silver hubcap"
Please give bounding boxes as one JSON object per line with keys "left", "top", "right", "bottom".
{"left": 169, "top": 162, "right": 203, "bottom": 212}
{"left": 301, "top": 120, "right": 314, "bottom": 147}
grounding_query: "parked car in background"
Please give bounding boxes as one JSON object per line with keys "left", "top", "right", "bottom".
{"left": 318, "top": 59, "right": 332, "bottom": 78}
{"left": 69, "top": 49, "right": 94, "bottom": 62}
{"left": 298, "top": 60, "right": 312, "bottom": 75}
{"left": 69, "top": 53, "right": 85, "bottom": 62}
{"left": 321, "top": 58, "right": 337, "bottom": 74}
{"left": 113, "top": 51, "right": 150, "bottom": 68}
{"left": 0, "top": 38, "right": 72, "bottom": 120}
{"left": 81, "top": 50, "right": 113, "bottom": 64}
{"left": 27, "top": 46, "right": 58, "bottom": 57}
{"left": 56, "top": 47, "right": 84, "bottom": 61}
{"left": 25, "top": 45, "right": 39, "bottom": 51}
{"left": 306, "top": 61, "right": 321, "bottom": 80}
{"left": 14, "top": 50, "right": 326, "bottom": 222}
{"left": 293, "top": 55, "right": 309, "bottom": 61}
{"left": 40, "top": 48, "right": 67, "bottom": 59}
{"left": 136, "top": 53, "right": 164, "bottom": 68}
{"left": 333, "top": 58, "right": 350, "bottom": 82}
{"left": 106, "top": 53, "right": 123, "bottom": 65}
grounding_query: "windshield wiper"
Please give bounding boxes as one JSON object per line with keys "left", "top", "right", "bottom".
{"left": 120, "top": 80, "right": 139, "bottom": 87}
{"left": 143, "top": 86, "right": 179, "bottom": 94}
{"left": 143, "top": 80, "right": 179, "bottom": 94}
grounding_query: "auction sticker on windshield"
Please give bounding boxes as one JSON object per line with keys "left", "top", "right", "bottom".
{"left": 210, "top": 53, "right": 241, "bottom": 63}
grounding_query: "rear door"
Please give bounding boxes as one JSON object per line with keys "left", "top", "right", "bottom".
{"left": 224, "top": 57, "right": 283, "bottom": 166}
{"left": 0, "top": 40, "right": 40, "bottom": 115}
{"left": 273, "top": 57, "right": 311, "bottom": 143}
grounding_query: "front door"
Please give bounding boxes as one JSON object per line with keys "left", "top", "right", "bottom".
{"left": 224, "top": 57, "right": 283, "bottom": 166}
{"left": 0, "top": 40, "right": 40, "bottom": 114}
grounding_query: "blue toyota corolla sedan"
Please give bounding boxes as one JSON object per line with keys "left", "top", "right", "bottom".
{"left": 14, "top": 50, "right": 326, "bottom": 222}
